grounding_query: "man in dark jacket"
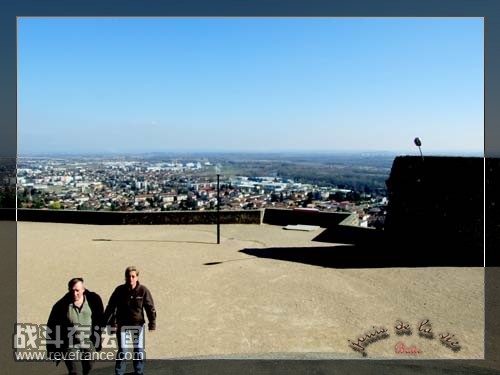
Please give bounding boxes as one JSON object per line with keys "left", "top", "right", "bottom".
{"left": 104, "top": 266, "right": 156, "bottom": 375}
{"left": 47, "top": 277, "right": 104, "bottom": 375}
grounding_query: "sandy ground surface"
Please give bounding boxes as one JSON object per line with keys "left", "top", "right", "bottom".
{"left": 17, "top": 222, "right": 485, "bottom": 361}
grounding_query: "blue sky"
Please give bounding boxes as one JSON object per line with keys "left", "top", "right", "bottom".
{"left": 17, "top": 17, "right": 484, "bottom": 155}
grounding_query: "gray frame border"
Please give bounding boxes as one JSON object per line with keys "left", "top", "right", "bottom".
{"left": 1, "top": 1, "right": 497, "bottom": 374}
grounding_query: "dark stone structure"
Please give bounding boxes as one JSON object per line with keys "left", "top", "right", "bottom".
{"left": 384, "top": 156, "right": 484, "bottom": 265}
{"left": 486, "top": 158, "right": 500, "bottom": 266}
{"left": 294, "top": 155, "right": 486, "bottom": 267}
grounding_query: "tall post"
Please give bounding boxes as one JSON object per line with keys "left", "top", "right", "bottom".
{"left": 418, "top": 146, "right": 423, "bottom": 161}
{"left": 217, "top": 173, "right": 220, "bottom": 244}
{"left": 414, "top": 137, "right": 424, "bottom": 161}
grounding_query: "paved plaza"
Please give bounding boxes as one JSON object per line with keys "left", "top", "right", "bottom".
{"left": 14, "top": 221, "right": 493, "bottom": 374}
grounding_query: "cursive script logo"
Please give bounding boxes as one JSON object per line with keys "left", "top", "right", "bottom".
{"left": 395, "top": 320, "right": 412, "bottom": 335}
{"left": 439, "top": 332, "right": 460, "bottom": 352}
{"left": 395, "top": 342, "right": 422, "bottom": 354}
{"left": 348, "top": 326, "right": 389, "bottom": 355}
{"left": 418, "top": 319, "right": 434, "bottom": 339}
{"left": 348, "top": 318, "right": 461, "bottom": 356}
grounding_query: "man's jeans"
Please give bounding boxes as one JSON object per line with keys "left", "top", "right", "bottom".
{"left": 64, "top": 345, "right": 95, "bottom": 375}
{"left": 115, "top": 325, "right": 145, "bottom": 375}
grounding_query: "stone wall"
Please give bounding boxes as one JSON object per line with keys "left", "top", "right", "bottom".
{"left": 16, "top": 208, "right": 263, "bottom": 225}
{"left": 15, "top": 207, "right": 354, "bottom": 228}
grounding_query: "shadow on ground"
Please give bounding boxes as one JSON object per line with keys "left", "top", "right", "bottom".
{"left": 93, "top": 238, "right": 215, "bottom": 245}
{"left": 239, "top": 245, "right": 473, "bottom": 268}
{"left": 239, "top": 225, "right": 483, "bottom": 268}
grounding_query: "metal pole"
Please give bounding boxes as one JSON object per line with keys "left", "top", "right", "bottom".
{"left": 217, "top": 173, "right": 220, "bottom": 244}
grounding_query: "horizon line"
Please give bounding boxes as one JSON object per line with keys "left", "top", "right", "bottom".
{"left": 17, "top": 149, "right": 484, "bottom": 156}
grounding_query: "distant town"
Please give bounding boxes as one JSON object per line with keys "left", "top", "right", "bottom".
{"left": 14, "top": 153, "right": 391, "bottom": 228}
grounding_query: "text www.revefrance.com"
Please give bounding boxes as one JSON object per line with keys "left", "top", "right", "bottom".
{"left": 14, "top": 351, "right": 142, "bottom": 361}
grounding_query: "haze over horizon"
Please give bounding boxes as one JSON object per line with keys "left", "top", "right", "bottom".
{"left": 18, "top": 17, "right": 484, "bottom": 155}
{"left": 17, "top": 149, "right": 483, "bottom": 157}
